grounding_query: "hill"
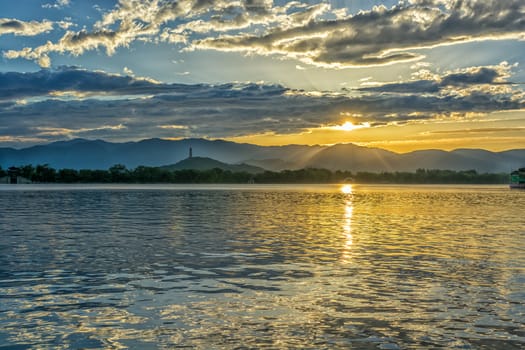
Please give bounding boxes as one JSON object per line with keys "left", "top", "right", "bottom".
{"left": 305, "top": 143, "right": 398, "bottom": 172}
{"left": 162, "top": 157, "right": 264, "bottom": 174}
{"left": 0, "top": 138, "right": 320, "bottom": 170}
{"left": 0, "top": 138, "right": 523, "bottom": 173}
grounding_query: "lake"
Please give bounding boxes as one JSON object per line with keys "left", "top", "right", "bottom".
{"left": 0, "top": 184, "right": 524, "bottom": 349}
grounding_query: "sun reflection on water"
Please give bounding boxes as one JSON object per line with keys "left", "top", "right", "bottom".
{"left": 341, "top": 184, "right": 354, "bottom": 262}
{"left": 341, "top": 184, "right": 353, "bottom": 194}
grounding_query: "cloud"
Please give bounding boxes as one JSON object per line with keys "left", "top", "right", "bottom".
{"left": 358, "top": 63, "right": 518, "bottom": 95}
{"left": 440, "top": 67, "right": 503, "bottom": 86}
{"left": 5, "top": 0, "right": 190, "bottom": 66}
{"left": 0, "top": 18, "right": 54, "bottom": 36}
{"left": 34, "top": 124, "right": 126, "bottom": 137}
{"left": 42, "top": 0, "right": 70, "bottom": 9}
{"left": 5, "top": 0, "right": 523, "bottom": 68}
{"left": 428, "top": 127, "right": 525, "bottom": 134}
{"left": 0, "top": 66, "right": 523, "bottom": 145}
{"left": 123, "top": 67, "right": 134, "bottom": 76}
{"left": 5, "top": 0, "right": 235, "bottom": 66}
{"left": 190, "top": 0, "right": 525, "bottom": 68}
{"left": 0, "top": 67, "right": 171, "bottom": 99}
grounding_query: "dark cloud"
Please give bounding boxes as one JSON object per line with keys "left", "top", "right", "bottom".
{"left": 358, "top": 80, "right": 441, "bottom": 94}
{"left": 358, "top": 65, "right": 514, "bottom": 94}
{"left": 0, "top": 67, "right": 523, "bottom": 145}
{"left": 0, "top": 67, "right": 202, "bottom": 99}
{"left": 62, "top": 29, "right": 118, "bottom": 51}
{"left": 0, "top": 18, "right": 54, "bottom": 36}
{"left": 440, "top": 67, "right": 502, "bottom": 86}
{"left": 243, "top": 0, "right": 271, "bottom": 15}
{"left": 1, "top": 20, "right": 24, "bottom": 29}
{"left": 0, "top": 101, "right": 15, "bottom": 108}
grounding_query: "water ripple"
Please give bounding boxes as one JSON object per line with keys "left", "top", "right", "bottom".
{"left": 0, "top": 184, "right": 524, "bottom": 348}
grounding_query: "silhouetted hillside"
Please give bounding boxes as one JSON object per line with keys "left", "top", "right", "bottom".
{"left": 0, "top": 138, "right": 523, "bottom": 172}
{"left": 163, "top": 157, "right": 264, "bottom": 174}
{"left": 305, "top": 143, "right": 398, "bottom": 172}
{"left": 0, "top": 138, "right": 321, "bottom": 169}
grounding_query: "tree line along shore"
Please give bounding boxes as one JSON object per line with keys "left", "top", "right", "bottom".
{"left": 0, "top": 164, "right": 509, "bottom": 184}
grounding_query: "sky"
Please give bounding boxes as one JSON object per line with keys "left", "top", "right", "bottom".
{"left": 1, "top": 0, "right": 524, "bottom": 152}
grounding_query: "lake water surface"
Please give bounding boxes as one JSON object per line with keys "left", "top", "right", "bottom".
{"left": 0, "top": 184, "right": 524, "bottom": 349}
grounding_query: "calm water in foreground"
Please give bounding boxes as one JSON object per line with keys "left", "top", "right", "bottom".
{"left": 0, "top": 184, "right": 524, "bottom": 349}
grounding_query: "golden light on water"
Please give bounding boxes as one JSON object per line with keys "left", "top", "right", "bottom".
{"left": 341, "top": 184, "right": 354, "bottom": 262}
{"left": 341, "top": 184, "right": 353, "bottom": 194}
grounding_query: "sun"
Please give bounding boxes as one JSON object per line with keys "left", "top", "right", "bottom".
{"left": 339, "top": 121, "right": 358, "bottom": 131}
{"left": 331, "top": 121, "right": 371, "bottom": 132}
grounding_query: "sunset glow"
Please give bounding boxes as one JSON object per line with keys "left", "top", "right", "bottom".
{"left": 332, "top": 122, "right": 371, "bottom": 132}
{"left": 0, "top": 1, "right": 524, "bottom": 152}
{"left": 1, "top": 2, "right": 524, "bottom": 346}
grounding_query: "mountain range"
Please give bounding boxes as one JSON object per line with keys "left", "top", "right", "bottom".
{"left": 0, "top": 138, "right": 523, "bottom": 173}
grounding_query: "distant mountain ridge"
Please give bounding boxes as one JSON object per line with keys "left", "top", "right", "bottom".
{"left": 0, "top": 138, "right": 523, "bottom": 173}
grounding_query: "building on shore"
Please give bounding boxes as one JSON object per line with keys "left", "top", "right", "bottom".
{"left": 0, "top": 167, "right": 32, "bottom": 184}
